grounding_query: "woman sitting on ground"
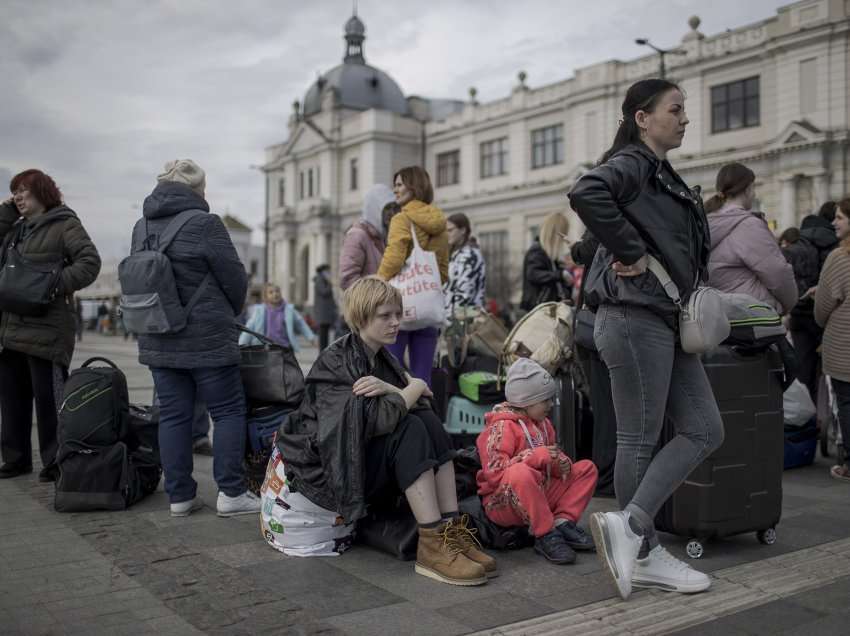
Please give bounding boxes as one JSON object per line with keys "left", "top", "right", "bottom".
{"left": 277, "top": 276, "right": 496, "bottom": 586}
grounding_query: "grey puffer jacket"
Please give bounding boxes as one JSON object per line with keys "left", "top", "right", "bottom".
{"left": 0, "top": 201, "right": 101, "bottom": 367}
{"left": 134, "top": 182, "right": 247, "bottom": 369}
{"left": 707, "top": 204, "right": 797, "bottom": 314}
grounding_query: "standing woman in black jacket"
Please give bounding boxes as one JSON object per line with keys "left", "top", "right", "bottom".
{"left": 568, "top": 80, "right": 723, "bottom": 600}
{"left": 520, "top": 211, "right": 572, "bottom": 311}
{"left": 0, "top": 170, "right": 101, "bottom": 481}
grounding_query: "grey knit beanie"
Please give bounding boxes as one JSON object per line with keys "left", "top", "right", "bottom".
{"left": 157, "top": 159, "right": 206, "bottom": 196}
{"left": 505, "top": 358, "right": 556, "bottom": 408}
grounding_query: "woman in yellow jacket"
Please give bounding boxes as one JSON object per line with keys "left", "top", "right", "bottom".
{"left": 377, "top": 166, "right": 449, "bottom": 386}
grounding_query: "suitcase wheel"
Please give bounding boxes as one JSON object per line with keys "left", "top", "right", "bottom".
{"left": 685, "top": 539, "right": 704, "bottom": 559}
{"left": 757, "top": 527, "right": 777, "bottom": 546}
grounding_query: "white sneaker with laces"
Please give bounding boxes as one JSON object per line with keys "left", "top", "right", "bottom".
{"left": 217, "top": 491, "right": 261, "bottom": 518}
{"left": 170, "top": 496, "right": 204, "bottom": 517}
{"left": 632, "top": 545, "right": 712, "bottom": 593}
{"left": 589, "top": 511, "right": 643, "bottom": 600}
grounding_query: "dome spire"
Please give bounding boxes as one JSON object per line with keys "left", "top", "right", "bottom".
{"left": 344, "top": 10, "right": 366, "bottom": 64}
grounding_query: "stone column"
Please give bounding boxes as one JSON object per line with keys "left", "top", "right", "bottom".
{"left": 779, "top": 176, "right": 797, "bottom": 230}
{"left": 813, "top": 173, "right": 830, "bottom": 210}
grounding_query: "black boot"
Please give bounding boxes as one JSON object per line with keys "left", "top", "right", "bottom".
{"left": 534, "top": 529, "right": 576, "bottom": 564}
{"left": 0, "top": 463, "right": 33, "bottom": 479}
{"left": 557, "top": 520, "right": 596, "bottom": 551}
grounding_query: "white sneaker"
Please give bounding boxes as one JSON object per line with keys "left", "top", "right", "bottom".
{"left": 217, "top": 491, "right": 261, "bottom": 518}
{"left": 170, "top": 496, "right": 204, "bottom": 517}
{"left": 632, "top": 545, "right": 712, "bottom": 593}
{"left": 589, "top": 511, "right": 643, "bottom": 600}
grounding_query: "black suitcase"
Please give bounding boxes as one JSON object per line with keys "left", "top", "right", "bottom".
{"left": 655, "top": 345, "right": 784, "bottom": 559}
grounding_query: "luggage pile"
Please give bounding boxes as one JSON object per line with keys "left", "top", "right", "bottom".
{"left": 55, "top": 357, "right": 162, "bottom": 512}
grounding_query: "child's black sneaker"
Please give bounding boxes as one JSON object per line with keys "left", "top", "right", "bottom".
{"left": 557, "top": 520, "right": 596, "bottom": 551}
{"left": 534, "top": 529, "right": 576, "bottom": 564}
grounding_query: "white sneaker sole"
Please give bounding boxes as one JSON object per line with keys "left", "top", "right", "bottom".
{"left": 170, "top": 499, "right": 204, "bottom": 517}
{"left": 632, "top": 576, "right": 711, "bottom": 594}
{"left": 589, "top": 512, "right": 632, "bottom": 600}
{"left": 216, "top": 508, "right": 260, "bottom": 518}
{"left": 414, "top": 563, "right": 487, "bottom": 586}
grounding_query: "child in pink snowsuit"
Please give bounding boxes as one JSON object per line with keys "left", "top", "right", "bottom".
{"left": 476, "top": 358, "right": 598, "bottom": 564}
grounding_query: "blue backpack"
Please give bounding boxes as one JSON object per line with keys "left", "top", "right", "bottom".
{"left": 118, "top": 210, "right": 210, "bottom": 334}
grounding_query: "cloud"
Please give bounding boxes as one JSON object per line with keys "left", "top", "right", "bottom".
{"left": 0, "top": 0, "right": 785, "bottom": 260}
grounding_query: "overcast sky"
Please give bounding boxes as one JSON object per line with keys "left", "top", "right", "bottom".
{"left": 1, "top": 0, "right": 784, "bottom": 260}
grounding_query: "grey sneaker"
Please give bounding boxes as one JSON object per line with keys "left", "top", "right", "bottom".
{"left": 217, "top": 491, "right": 261, "bottom": 518}
{"left": 589, "top": 511, "right": 643, "bottom": 600}
{"left": 170, "top": 496, "right": 204, "bottom": 517}
{"left": 632, "top": 545, "right": 711, "bottom": 593}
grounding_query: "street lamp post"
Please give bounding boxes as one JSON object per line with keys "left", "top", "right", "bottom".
{"left": 635, "top": 38, "right": 685, "bottom": 79}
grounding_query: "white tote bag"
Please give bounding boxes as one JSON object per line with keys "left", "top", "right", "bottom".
{"left": 388, "top": 223, "right": 446, "bottom": 331}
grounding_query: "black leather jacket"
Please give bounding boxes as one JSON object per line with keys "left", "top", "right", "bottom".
{"left": 567, "top": 144, "right": 710, "bottom": 321}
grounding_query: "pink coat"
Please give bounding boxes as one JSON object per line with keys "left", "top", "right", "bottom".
{"left": 339, "top": 220, "right": 385, "bottom": 290}
{"left": 707, "top": 204, "right": 798, "bottom": 314}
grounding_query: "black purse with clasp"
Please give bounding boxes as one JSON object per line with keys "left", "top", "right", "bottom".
{"left": 0, "top": 223, "right": 62, "bottom": 316}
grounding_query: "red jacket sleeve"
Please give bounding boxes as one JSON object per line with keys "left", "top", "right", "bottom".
{"left": 476, "top": 418, "right": 551, "bottom": 496}
{"left": 544, "top": 420, "right": 573, "bottom": 479}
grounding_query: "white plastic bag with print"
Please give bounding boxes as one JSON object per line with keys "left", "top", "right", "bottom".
{"left": 388, "top": 223, "right": 446, "bottom": 331}
{"left": 783, "top": 379, "right": 816, "bottom": 428}
{"left": 259, "top": 445, "right": 354, "bottom": 557}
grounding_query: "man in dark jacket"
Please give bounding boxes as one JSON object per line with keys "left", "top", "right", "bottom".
{"left": 133, "top": 159, "right": 255, "bottom": 518}
{"left": 312, "top": 264, "right": 338, "bottom": 351}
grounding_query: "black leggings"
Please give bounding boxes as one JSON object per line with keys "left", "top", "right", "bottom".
{"left": 365, "top": 408, "right": 454, "bottom": 502}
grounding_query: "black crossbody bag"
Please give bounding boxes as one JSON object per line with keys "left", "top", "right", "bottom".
{"left": 0, "top": 222, "right": 63, "bottom": 316}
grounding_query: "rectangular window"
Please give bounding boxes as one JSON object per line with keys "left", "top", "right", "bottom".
{"left": 350, "top": 158, "right": 359, "bottom": 191}
{"left": 711, "top": 76, "right": 760, "bottom": 134}
{"left": 530, "top": 124, "right": 564, "bottom": 169}
{"left": 800, "top": 58, "right": 817, "bottom": 115}
{"left": 480, "top": 137, "right": 509, "bottom": 179}
{"left": 436, "top": 150, "right": 460, "bottom": 186}
{"left": 278, "top": 177, "right": 285, "bottom": 207}
{"left": 299, "top": 171, "right": 304, "bottom": 200}
{"left": 479, "top": 230, "right": 511, "bottom": 304}
{"left": 308, "top": 168, "right": 314, "bottom": 198}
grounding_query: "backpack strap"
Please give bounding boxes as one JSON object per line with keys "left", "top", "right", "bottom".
{"left": 156, "top": 209, "right": 207, "bottom": 253}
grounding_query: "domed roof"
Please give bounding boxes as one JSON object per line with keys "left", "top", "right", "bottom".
{"left": 302, "top": 13, "right": 408, "bottom": 118}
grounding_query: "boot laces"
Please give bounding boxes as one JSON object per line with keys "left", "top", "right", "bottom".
{"left": 438, "top": 521, "right": 466, "bottom": 556}
{"left": 450, "top": 514, "right": 483, "bottom": 551}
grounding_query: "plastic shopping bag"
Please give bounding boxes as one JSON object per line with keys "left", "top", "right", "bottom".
{"left": 388, "top": 223, "right": 446, "bottom": 331}
{"left": 259, "top": 446, "right": 354, "bottom": 557}
{"left": 783, "top": 379, "right": 816, "bottom": 428}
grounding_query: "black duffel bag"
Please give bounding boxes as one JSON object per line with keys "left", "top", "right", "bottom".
{"left": 0, "top": 224, "right": 62, "bottom": 316}
{"left": 237, "top": 325, "right": 305, "bottom": 407}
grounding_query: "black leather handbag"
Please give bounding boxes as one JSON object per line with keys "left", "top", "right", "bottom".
{"left": 0, "top": 226, "right": 62, "bottom": 316}
{"left": 237, "top": 325, "right": 305, "bottom": 407}
{"left": 574, "top": 307, "right": 597, "bottom": 352}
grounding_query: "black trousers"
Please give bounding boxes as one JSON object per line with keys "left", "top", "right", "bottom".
{"left": 318, "top": 324, "right": 332, "bottom": 352}
{"left": 0, "top": 348, "right": 67, "bottom": 469}
{"left": 587, "top": 348, "right": 617, "bottom": 496}
{"left": 365, "top": 408, "right": 455, "bottom": 503}
{"left": 791, "top": 318, "right": 822, "bottom": 401}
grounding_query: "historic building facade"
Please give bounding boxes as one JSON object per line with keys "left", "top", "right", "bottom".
{"left": 264, "top": 1, "right": 849, "bottom": 307}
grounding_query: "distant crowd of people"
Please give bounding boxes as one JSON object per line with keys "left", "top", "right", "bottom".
{"left": 0, "top": 76, "right": 848, "bottom": 598}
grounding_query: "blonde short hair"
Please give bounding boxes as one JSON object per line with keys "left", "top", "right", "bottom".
{"left": 343, "top": 276, "right": 402, "bottom": 334}
{"left": 539, "top": 212, "right": 570, "bottom": 261}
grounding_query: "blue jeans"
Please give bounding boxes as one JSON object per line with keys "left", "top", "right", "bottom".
{"left": 594, "top": 304, "right": 724, "bottom": 526}
{"left": 386, "top": 327, "right": 439, "bottom": 387}
{"left": 151, "top": 365, "right": 247, "bottom": 503}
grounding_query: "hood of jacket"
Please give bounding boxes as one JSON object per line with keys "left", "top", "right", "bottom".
{"left": 362, "top": 184, "right": 395, "bottom": 233}
{"left": 17, "top": 204, "right": 78, "bottom": 235}
{"left": 143, "top": 181, "right": 210, "bottom": 219}
{"left": 800, "top": 223, "right": 839, "bottom": 249}
{"left": 483, "top": 403, "right": 525, "bottom": 427}
{"left": 707, "top": 204, "right": 757, "bottom": 249}
{"left": 401, "top": 200, "right": 447, "bottom": 236}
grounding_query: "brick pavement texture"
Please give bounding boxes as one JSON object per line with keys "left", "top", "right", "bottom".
{"left": 0, "top": 334, "right": 849, "bottom": 635}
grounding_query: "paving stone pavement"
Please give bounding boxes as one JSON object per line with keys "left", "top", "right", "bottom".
{"left": 1, "top": 333, "right": 849, "bottom": 635}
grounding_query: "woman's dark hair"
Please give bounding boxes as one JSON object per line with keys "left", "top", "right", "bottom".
{"left": 9, "top": 169, "right": 63, "bottom": 210}
{"left": 818, "top": 200, "right": 837, "bottom": 222}
{"left": 600, "top": 79, "right": 681, "bottom": 164}
{"left": 779, "top": 227, "right": 800, "bottom": 245}
{"left": 393, "top": 166, "right": 434, "bottom": 204}
{"left": 447, "top": 212, "right": 471, "bottom": 247}
{"left": 704, "top": 162, "right": 756, "bottom": 213}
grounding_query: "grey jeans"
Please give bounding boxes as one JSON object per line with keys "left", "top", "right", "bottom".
{"left": 594, "top": 303, "right": 724, "bottom": 526}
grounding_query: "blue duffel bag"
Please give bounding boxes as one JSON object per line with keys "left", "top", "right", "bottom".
{"left": 784, "top": 418, "right": 818, "bottom": 470}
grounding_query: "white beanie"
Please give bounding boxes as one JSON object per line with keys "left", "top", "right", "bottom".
{"left": 157, "top": 159, "right": 206, "bottom": 196}
{"left": 505, "top": 358, "right": 556, "bottom": 408}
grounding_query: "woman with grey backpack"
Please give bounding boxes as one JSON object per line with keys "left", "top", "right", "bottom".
{"left": 124, "top": 159, "right": 258, "bottom": 518}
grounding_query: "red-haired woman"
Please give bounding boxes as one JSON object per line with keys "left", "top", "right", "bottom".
{"left": 0, "top": 170, "right": 101, "bottom": 481}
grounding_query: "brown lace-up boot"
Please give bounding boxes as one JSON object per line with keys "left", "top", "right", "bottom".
{"left": 415, "top": 522, "right": 488, "bottom": 586}
{"left": 448, "top": 515, "right": 498, "bottom": 577}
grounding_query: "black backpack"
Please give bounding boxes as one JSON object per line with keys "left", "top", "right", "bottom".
{"left": 54, "top": 360, "right": 161, "bottom": 512}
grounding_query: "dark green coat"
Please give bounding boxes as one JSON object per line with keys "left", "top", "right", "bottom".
{"left": 0, "top": 201, "right": 101, "bottom": 367}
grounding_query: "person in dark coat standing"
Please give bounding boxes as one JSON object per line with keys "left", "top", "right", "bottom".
{"left": 313, "top": 264, "right": 338, "bottom": 351}
{"left": 134, "top": 159, "right": 257, "bottom": 518}
{"left": 0, "top": 169, "right": 101, "bottom": 481}
{"left": 520, "top": 212, "right": 573, "bottom": 311}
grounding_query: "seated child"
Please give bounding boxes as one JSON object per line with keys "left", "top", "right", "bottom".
{"left": 476, "top": 358, "right": 598, "bottom": 564}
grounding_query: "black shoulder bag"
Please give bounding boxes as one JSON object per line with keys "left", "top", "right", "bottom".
{"left": 0, "top": 222, "right": 63, "bottom": 316}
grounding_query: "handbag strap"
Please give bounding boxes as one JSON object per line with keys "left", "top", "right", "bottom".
{"left": 645, "top": 255, "right": 682, "bottom": 307}
{"left": 408, "top": 221, "right": 422, "bottom": 251}
{"left": 236, "top": 323, "right": 293, "bottom": 351}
